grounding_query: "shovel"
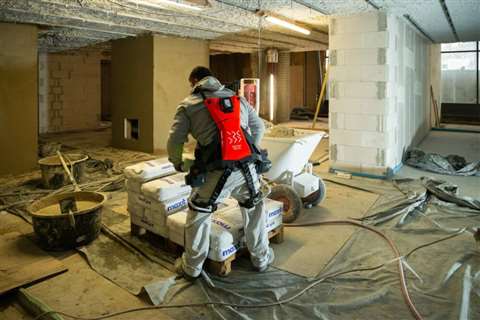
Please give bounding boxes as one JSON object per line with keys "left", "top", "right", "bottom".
{"left": 56, "top": 151, "right": 80, "bottom": 228}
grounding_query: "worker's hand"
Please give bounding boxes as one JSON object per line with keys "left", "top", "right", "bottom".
{"left": 182, "top": 158, "right": 194, "bottom": 172}
{"left": 174, "top": 159, "right": 194, "bottom": 172}
{"left": 174, "top": 162, "right": 184, "bottom": 172}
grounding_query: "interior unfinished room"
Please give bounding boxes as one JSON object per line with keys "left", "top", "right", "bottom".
{"left": 1, "top": 1, "right": 479, "bottom": 319}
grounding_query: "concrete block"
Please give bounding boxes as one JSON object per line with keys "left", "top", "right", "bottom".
{"left": 50, "top": 69, "right": 68, "bottom": 79}
{"left": 330, "top": 129, "right": 386, "bottom": 148}
{"left": 331, "top": 81, "right": 387, "bottom": 99}
{"left": 330, "top": 65, "right": 388, "bottom": 82}
{"left": 331, "top": 12, "right": 387, "bottom": 35}
{"left": 335, "top": 145, "right": 383, "bottom": 166}
{"left": 330, "top": 160, "right": 388, "bottom": 176}
{"left": 344, "top": 114, "right": 382, "bottom": 132}
{"left": 329, "top": 98, "right": 389, "bottom": 115}
{"left": 52, "top": 87, "right": 63, "bottom": 95}
{"left": 332, "top": 48, "right": 386, "bottom": 66}
{"left": 330, "top": 31, "right": 388, "bottom": 50}
{"left": 52, "top": 102, "right": 62, "bottom": 110}
{"left": 330, "top": 112, "right": 345, "bottom": 129}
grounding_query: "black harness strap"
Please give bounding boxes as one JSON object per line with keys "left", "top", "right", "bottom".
{"left": 186, "top": 90, "right": 268, "bottom": 211}
{"left": 239, "top": 162, "right": 261, "bottom": 209}
{"left": 208, "top": 167, "right": 233, "bottom": 206}
{"left": 188, "top": 167, "right": 233, "bottom": 213}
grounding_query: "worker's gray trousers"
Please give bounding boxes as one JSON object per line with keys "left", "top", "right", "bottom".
{"left": 182, "top": 164, "right": 270, "bottom": 277}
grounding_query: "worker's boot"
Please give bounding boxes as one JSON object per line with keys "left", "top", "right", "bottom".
{"left": 174, "top": 257, "right": 199, "bottom": 282}
{"left": 254, "top": 247, "right": 275, "bottom": 272}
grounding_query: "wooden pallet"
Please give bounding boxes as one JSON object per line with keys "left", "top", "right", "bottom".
{"left": 130, "top": 223, "right": 284, "bottom": 277}
{"left": 207, "top": 225, "right": 284, "bottom": 276}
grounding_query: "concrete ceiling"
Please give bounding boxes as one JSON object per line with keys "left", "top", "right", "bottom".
{"left": 0, "top": 0, "right": 479, "bottom": 53}
{"left": 0, "top": 0, "right": 328, "bottom": 53}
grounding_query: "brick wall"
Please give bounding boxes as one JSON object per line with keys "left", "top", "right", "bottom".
{"left": 39, "top": 50, "right": 109, "bottom": 133}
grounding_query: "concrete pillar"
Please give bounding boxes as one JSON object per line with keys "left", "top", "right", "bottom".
{"left": 250, "top": 51, "right": 270, "bottom": 121}
{"left": 112, "top": 36, "right": 154, "bottom": 153}
{"left": 111, "top": 35, "right": 208, "bottom": 153}
{"left": 276, "top": 51, "right": 291, "bottom": 122}
{"left": 0, "top": 23, "right": 38, "bottom": 176}
{"left": 152, "top": 36, "right": 209, "bottom": 152}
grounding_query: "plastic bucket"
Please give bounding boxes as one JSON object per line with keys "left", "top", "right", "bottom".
{"left": 38, "top": 153, "right": 88, "bottom": 189}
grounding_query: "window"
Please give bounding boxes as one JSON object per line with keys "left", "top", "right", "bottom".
{"left": 441, "top": 42, "right": 479, "bottom": 104}
{"left": 441, "top": 42, "right": 477, "bottom": 52}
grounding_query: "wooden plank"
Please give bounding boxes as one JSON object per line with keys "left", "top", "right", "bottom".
{"left": 312, "top": 67, "right": 329, "bottom": 129}
{"left": 430, "top": 85, "right": 441, "bottom": 127}
{"left": 0, "top": 232, "right": 67, "bottom": 295}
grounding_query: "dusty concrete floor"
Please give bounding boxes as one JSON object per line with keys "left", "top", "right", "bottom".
{"left": 279, "top": 117, "right": 329, "bottom": 132}
{"left": 0, "top": 129, "right": 173, "bottom": 320}
{"left": 0, "top": 127, "right": 334, "bottom": 320}
{"left": 1, "top": 127, "right": 478, "bottom": 320}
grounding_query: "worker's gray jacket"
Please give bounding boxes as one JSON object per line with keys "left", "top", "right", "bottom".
{"left": 167, "top": 76, "right": 265, "bottom": 166}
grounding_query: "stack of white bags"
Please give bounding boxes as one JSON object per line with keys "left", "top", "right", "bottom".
{"left": 124, "top": 158, "right": 283, "bottom": 262}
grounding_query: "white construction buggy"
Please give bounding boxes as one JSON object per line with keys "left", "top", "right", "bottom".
{"left": 262, "top": 128, "right": 327, "bottom": 223}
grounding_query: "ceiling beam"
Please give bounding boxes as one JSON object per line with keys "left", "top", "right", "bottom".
{"left": 209, "top": 43, "right": 254, "bottom": 53}
{"left": 1, "top": 1, "right": 223, "bottom": 39}
{"left": 0, "top": 0, "right": 328, "bottom": 52}
{"left": 364, "top": 0, "right": 380, "bottom": 10}
{"left": 438, "top": 0, "right": 460, "bottom": 42}
{"left": 242, "top": 30, "right": 327, "bottom": 50}
{"left": 403, "top": 14, "right": 435, "bottom": 43}
{"left": 39, "top": 28, "right": 116, "bottom": 41}
{"left": 0, "top": 10, "right": 137, "bottom": 37}
{"left": 215, "top": 35, "right": 297, "bottom": 50}
{"left": 292, "top": 0, "right": 329, "bottom": 15}
{"left": 209, "top": 0, "right": 328, "bottom": 43}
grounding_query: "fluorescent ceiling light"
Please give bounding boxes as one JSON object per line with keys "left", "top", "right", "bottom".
{"left": 265, "top": 15, "right": 310, "bottom": 35}
{"left": 130, "top": 0, "right": 203, "bottom": 11}
{"left": 269, "top": 73, "right": 275, "bottom": 122}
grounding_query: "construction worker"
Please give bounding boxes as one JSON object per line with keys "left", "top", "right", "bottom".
{"left": 167, "top": 66, "right": 274, "bottom": 280}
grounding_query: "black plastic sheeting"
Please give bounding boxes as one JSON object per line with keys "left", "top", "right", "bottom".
{"left": 159, "top": 177, "right": 480, "bottom": 320}
{"left": 405, "top": 149, "right": 480, "bottom": 176}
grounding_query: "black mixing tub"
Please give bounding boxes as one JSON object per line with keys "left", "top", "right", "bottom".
{"left": 27, "top": 191, "right": 106, "bottom": 251}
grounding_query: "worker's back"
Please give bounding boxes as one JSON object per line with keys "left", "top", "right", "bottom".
{"left": 170, "top": 76, "right": 264, "bottom": 148}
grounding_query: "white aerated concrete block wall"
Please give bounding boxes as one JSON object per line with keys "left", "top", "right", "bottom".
{"left": 329, "top": 11, "right": 431, "bottom": 177}
{"left": 385, "top": 15, "right": 430, "bottom": 170}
